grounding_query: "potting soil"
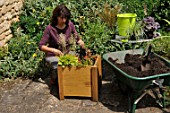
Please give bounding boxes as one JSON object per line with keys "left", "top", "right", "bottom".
{"left": 108, "top": 54, "right": 170, "bottom": 77}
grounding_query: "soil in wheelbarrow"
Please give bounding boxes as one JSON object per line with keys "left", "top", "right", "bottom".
{"left": 108, "top": 54, "right": 170, "bottom": 77}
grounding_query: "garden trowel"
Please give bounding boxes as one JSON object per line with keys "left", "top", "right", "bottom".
{"left": 141, "top": 44, "right": 152, "bottom": 71}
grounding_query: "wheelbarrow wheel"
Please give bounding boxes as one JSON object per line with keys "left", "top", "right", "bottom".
{"left": 118, "top": 80, "right": 129, "bottom": 94}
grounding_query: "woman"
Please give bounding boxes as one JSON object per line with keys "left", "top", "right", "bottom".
{"left": 39, "top": 4, "right": 85, "bottom": 85}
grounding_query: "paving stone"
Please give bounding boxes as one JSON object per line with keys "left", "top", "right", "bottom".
{"left": 0, "top": 76, "right": 170, "bottom": 113}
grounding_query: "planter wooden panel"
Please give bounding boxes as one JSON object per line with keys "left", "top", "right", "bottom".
{"left": 57, "top": 55, "right": 102, "bottom": 101}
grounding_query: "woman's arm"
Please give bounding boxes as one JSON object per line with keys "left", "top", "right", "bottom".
{"left": 39, "top": 25, "right": 63, "bottom": 56}
{"left": 70, "top": 22, "right": 85, "bottom": 49}
{"left": 41, "top": 45, "right": 63, "bottom": 56}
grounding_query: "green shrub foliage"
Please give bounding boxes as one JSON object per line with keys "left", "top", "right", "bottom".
{"left": 0, "top": 0, "right": 169, "bottom": 80}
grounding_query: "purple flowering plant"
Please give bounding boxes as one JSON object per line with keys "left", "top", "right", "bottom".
{"left": 142, "top": 16, "right": 161, "bottom": 39}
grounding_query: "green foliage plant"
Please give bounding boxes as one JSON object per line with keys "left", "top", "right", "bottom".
{"left": 83, "top": 19, "right": 117, "bottom": 55}
{"left": 3, "top": 0, "right": 169, "bottom": 81}
{"left": 11, "top": 0, "right": 58, "bottom": 39}
{"left": 1, "top": 27, "right": 46, "bottom": 79}
{"left": 127, "top": 21, "right": 144, "bottom": 40}
{"left": 150, "top": 0, "right": 170, "bottom": 30}
{"left": 97, "top": 2, "right": 122, "bottom": 34}
{"left": 0, "top": 0, "right": 60, "bottom": 80}
{"left": 163, "top": 19, "right": 170, "bottom": 25}
{"left": 0, "top": 45, "right": 8, "bottom": 60}
{"left": 150, "top": 19, "right": 170, "bottom": 60}
{"left": 161, "top": 19, "right": 170, "bottom": 36}
{"left": 151, "top": 36, "right": 170, "bottom": 60}
{"left": 118, "top": 0, "right": 160, "bottom": 20}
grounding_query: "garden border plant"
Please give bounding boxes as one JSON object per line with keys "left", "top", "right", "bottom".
{"left": 0, "top": 0, "right": 170, "bottom": 81}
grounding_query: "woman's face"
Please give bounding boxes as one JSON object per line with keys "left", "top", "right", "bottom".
{"left": 57, "top": 16, "right": 67, "bottom": 25}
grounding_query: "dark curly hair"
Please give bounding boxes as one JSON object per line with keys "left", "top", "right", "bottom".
{"left": 51, "top": 4, "right": 71, "bottom": 25}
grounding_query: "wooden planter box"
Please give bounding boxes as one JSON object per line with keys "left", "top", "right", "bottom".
{"left": 57, "top": 55, "right": 102, "bottom": 101}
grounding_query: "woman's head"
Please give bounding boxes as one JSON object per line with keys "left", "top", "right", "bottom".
{"left": 51, "top": 4, "right": 71, "bottom": 25}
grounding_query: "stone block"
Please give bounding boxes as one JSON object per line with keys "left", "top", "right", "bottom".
{"left": 4, "top": 12, "right": 12, "bottom": 20}
{"left": 0, "top": 0, "right": 5, "bottom": 7}
{"left": 0, "top": 16, "right": 5, "bottom": 23}
{"left": 1, "top": 5, "right": 7, "bottom": 15}
{"left": 0, "top": 40, "right": 5, "bottom": 47}
{"left": 0, "top": 33, "right": 5, "bottom": 41}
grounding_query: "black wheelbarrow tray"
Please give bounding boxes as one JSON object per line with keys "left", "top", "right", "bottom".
{"left": 103, "top": 49, "right": 170, "bottom": 113}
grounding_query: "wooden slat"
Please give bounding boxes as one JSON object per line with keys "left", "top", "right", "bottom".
{"left": 62, "top": 66, "right": 92, "bottom": 97}
{"left": 91, "top": 66, "right": 98, "bottom": 101}
{"left": 57, "top": 66, "right": 64, "bottom": 100}
{"left": 94, "top": 55, "right": 102, "bottom": 88}
{"left": 95, "top": 55, "right": 102, "bottom": 77}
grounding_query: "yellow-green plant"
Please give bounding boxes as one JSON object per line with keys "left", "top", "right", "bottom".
{"left": 58, "top": 54, "right": 95, "bottom": 67}
{"left": 163, "top": 19, "right": 170, "bottom": 25}
{"left": 58, "top": 54, "right": 79, "bottom": 67}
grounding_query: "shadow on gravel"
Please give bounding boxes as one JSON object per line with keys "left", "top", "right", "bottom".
{"left": 100, "top": 80, "right": 128, "bottom": 113}
{"left": 32, "top": 57, "right": 60, "bottom": 99}
{"left": 101, "top": 60, "right": 129, "bottom": 112}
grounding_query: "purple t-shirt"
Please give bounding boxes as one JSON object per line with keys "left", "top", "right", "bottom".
{"left": 39, "top": 21, "right": 80, "bottom": 56}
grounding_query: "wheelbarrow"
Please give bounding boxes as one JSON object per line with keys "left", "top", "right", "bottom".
{"left": 103, "top": 49, "right": 170, "bottom": 113}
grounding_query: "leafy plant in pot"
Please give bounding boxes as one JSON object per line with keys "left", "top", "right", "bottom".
{"left": 56, "top": 36, "right": 102, "bottom": 101}
{"left": 127, "top": 21, "right": 144, "bottom": 40}
{"left": 57, "top": 34, "right": 95, "bottom": 67}
{"left": 58, "top": 53, "right": 95, "bottom": 67}
{"left": 142, "top": 16, "right": 161, "bottom": 39}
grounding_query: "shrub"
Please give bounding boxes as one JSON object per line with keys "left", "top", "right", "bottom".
{"left": 150, "top": 0, "right": 170, "bottom": 32}
{"left": 151, "top": 36, "right": 170, "bottom": 60}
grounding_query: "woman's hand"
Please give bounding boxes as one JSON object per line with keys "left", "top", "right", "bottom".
{"left": 52, "top": 48, "right": 63, "bottom": 56}
{"left": 78, "top": 39, "right": 85, "bottom": 49}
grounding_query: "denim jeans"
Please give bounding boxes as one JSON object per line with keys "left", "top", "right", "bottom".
{"left": 45, "top": 56, "right": 59, "bottom": 80}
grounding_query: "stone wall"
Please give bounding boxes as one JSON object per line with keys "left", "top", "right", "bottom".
{"left": 0, "top": 0, "right": 23, "bottom": 47}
